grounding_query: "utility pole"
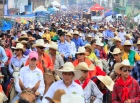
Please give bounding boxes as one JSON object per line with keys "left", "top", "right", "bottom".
{"left": 132, "top": 0, "right": 135, "bottom": 16}
{"left": 108, "top": 0, "right": 110, "bottom": 9}
{"left": 122, "top": 0, "right": 125, "bottom": 17}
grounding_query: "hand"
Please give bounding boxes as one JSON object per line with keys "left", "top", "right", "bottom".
{"left": 35, "top": 91, "right": 40, "bottom": 96}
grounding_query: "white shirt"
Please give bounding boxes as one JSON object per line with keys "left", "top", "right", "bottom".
{"left": 15, "top": 66, "right": 45, "bottom": 96}
{"left": 42, "top": 80, "right": 84, "bottom": 103}
{"left": 118, "top": 31, "right": 126, "bottom": 42}
{"left": 67, "top": 41, "right": 76, "bottom": 57}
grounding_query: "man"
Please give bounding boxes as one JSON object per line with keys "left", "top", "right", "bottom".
{"left": 33, "top": 28, "right": 42, "bottom": 40}
{"left": 72, "top": 31, "right": 84, "bottom": 50}
{"left": 112, "top": 59, "right": 140, "bottom": 103}
{"left": 26, "top": 39, "right": 54, "bottom": 73}
{"left": 42, "top": 62, "right": 84, "bottom": 103}
{"left": 90, "top": 40, "right": 100, "bottom": 58}
{"left": 75, "top": 62, "right": 103, "bottom": 103}
{"left": 118, "top": 26, "right": 126, "bottom": 43}
{"left": 12, "top": 51, "right": 45, "bottom": 103}
{"left": 105, "top": 25, "right": 114, "bottom": 40}
{"left": 58, "top": 32, "right": 70, "bottom": 62}
{"left": 122, "top": 40, "right": 140, "bottom": 66}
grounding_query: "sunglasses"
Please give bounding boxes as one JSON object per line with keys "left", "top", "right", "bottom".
{"left": 38, "top": 46, "right": 45, "bottom": 49}
{"left": 125, "top": 45, "right": 131, "bottom": 47}
{"left": 78, "top": 53, "right": 85, "bottom": 56}
{"left": 122, "top": 68, "right": 131, "bottom": 72}
{"left": 15, "top": 49, "right": 21, "bottom": 51}
{"left": 63, "top": 72, "right": 74, "bottom": 76}
{"left": 81, "top": 70, "right": 88, "bottom": 73}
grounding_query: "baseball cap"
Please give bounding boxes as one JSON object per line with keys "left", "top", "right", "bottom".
{"left": 29, "top": 51, "right": 38, "bottom": 60}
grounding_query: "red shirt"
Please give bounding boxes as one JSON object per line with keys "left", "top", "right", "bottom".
{"left": 5, "top": 48, "right": 12, "bottom": 63}
{"left": 112, "top": 78, "right": 140, "bottom": 103}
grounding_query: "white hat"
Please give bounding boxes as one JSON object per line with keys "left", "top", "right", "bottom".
{"left": 21, "top": 31, "right": 27, "bottom": 35}
{"left": 39, "top": 25, "right": 44, "bottom": 29}
{"left": 75, "top": 62, "right": 95, "bottom": 71}
{"left": 94, "top": 28, "right": 98, "bottom": 31}
{"left": 110, "top": 48, "right": 122, "bottom": 54}
{"left": 123, "top": 40, "right": 132, "bottom": 46}
{"left": 76, "top": 47, "right": 86, "bottom": 54}
{"left": 44, "top": 27, "right": 49, "bottom": 30}
{"left": 66, "top": 33, "right": 73, "bottom": 38}
{"left": 113, "top": 36, "right": 121, "bottom": 42}
{"left": 61, "top": 94, "right": 83, "bottom": 103}
{"left": 96, "top": 41, "right": 104, "bottom": 47}
{"left": 49, "top": 42, "right": 58, "bottom": 51}
{"left": 85, "top": 44, "right": 93, "bottom": 51}
{"left": 73, "top": 31, "right": 79, "bottom": 35}
{"left": 14, "top": 43, "right": 24, "bottom": 50}
{"left": 120, "top": 26, "right": 124, "bottom": 29}
{"left": 124, "top": 34, "right": 132, "bottom": 39}
{"left": 98, "top": 33, "right": 103, "bottom": 38}
{"left": 86, "top": 35, "right": 92, "bottom": 38}
{"left": 32, "top": 39, "right": 47, "bottom": 48}
{"left": 85, "top": 27, "right": 89, "bottom": 30}
{"left": 114, "top": 59, "right": 133, "bottom": 74}
{"left": 55, "top": 62, "right": 82, "bottom": 80}
{"left": 104, "top": 26, "right": 108, "bottom": 29}
{"left": 97, "top": 75, "right": 114, "bottom": 91}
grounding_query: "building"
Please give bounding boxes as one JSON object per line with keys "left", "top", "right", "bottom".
{"left": 0, "top": 0, "right": 6, "bottom": 16}
{"left": 113, "top": 0, "right": 140, "bottom": 15}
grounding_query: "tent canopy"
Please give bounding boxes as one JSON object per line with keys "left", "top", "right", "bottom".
{"left": 33, "top": 5, "right": 47, "bottom": 12}
{"left": 90, "top": 4, "right": 104, "bottom": 11}
{"left": 51, "top": 1, "right": 61, "bottom": 6}
{"left": 105, "top": 10, "right": 117, "bottom": 16}
{"left": 61, "top": 5, "right": 67, "bottom": 10}
{"left": 48, "top": 7, "right": 59, "bottom": 11}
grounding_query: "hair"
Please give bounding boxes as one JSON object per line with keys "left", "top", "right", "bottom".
{"left": 18, "top": 98, "right": 29, "bottom": 103}
{"left": 90, "top": 40, "right": 96, "bottom": 45}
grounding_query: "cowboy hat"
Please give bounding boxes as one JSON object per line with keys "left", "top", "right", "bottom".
{"left": 55, "top": 62, "right": 82, "bottom": 80}
{"left": 114, "top": 59, "right": 133, "bottom": 74}
{"left": 99, "top": 28, "right": 104, "bottom": 31}
{"left": 109, "top": 25, "right": 113, "bottom": 28}
{"left": 29, "top": 37, "right": 36, "bottom": 41}
{"left": 97, "top": 75, "right": 114, "bottom": 91}
{"left": 49, "top": 42, "right": 58, "bottom": 51}
{"left": 73, "top": 31, "right": 79, "bottom": 35}
{"left": 44, "top": 27, "right": 49, "bottom": 30}
{"left": 76, "top": 47, "right": 86, "bottom": 54}
{"left": 124, "top": 34, "right": 132, "bottom": 39}
{"left": 96, "top": 41, "right": 104, "bottom": 47}
{"left": 32, "top": 39, "right": 47, "bottom": 48}
{"left": 122, "top": 40, "right": 133, "bottom": 46}
{"left": 61, "top": 94, "right": 83, "bottom": 103}
{"left": 93, "top": 28, "right": 98, "bottom": 31}
{"left": 85, "top": 44, "right": 93, "bottom": 51}
{"left": 45, "top": 89, "right": 66, "bottom": 103}
{"left": 104, "top": 26, "right": 108, "bottom": 29}
{"left": 110, "top": 48, "right": 122, "bottom": 54}
{"left": 19, "top": 33, "right": 29, "bottom": 41}
{"left": 86, "top": 35, "right": 92, "bottom": 38}
{"left": 14, "top": 43, "right": 24, "bottom": 50}
{"left": 66, "top": 33, "right": 73, "bottom": 38}
{"left": 85, "top": 27, "right": 89, "bottom": 30}
{"left": 120, "top": 26, "right": 124, "bottom": 29}
{"left": 98, "top": 33, "right": 103, "bottom": 38}
{"left": 75, "top": 62, "right": 95, "bottom": 71}
{"left": 20, "top": 40, "right": 27, "bottom": 44}
{"left": 114, "top": 31, "right": 118, "bottom": 36}
{"left": 30, "top": 25, "right": 34, "bottom": 30}
{"left": 113, "top": 36, "right": 121, "bottom": 42}
{"left": 39, "top": 25, "right": 44, "bottom": 29}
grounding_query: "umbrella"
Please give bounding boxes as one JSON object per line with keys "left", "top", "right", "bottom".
{"left": 90, "top": 4, "right": 104, "bottom": 11}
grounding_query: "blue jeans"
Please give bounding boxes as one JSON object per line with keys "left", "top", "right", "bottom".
{"left": 11, "top": 94, "right": 42, "bottom": 103}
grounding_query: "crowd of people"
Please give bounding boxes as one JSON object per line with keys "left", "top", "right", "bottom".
{"left": 0, "top": 17, "right": 140, "bottom": 103}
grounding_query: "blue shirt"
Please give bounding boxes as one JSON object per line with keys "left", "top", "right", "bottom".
{"left": 58, "top": 41, "right": 70, "bottom": 58}
{"left": 0, "top": 46, "right": 8, "bottom": 67}
{"left": 72, "top": 37, "right": 85, "bottom": 50}
{"left": 9, "top": 55, "right": 28, "bottom": 74}
{"left": 94, "top": 49, "right": 100, "bottom": 58}
{"left": 106, "top": 30, "right": 114, "bottom": 39}
{"left": 24, "top": 49, "right": 31, "bottom": 56}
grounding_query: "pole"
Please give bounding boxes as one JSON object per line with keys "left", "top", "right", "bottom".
{"left": 3, "top": 0, "right": 4, "bottom": 16}
{"left": 122, "top": 0, "right": 125, "bottom": 18}
{"left": 132, "top": 0, "right": 134, "bottom": 16}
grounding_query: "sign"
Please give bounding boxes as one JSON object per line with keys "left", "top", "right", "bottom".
{"left": 20, "top": 3, "right": 25, "bottom": 13}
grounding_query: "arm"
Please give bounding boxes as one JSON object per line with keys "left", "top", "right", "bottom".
{"left": 112, "top": 84, "right": 120, "bottom": 103}
{"left": 9, "top": 57, "right": 14, "bottom": 74}
{"left": 91, "top": 81, "right": 103, "bottom": 103}
{"left": 1, "top": 47, "right": 8, "bottom": 63}
{"left": 65, "top": 44, "right": 70, "bottom": 58}
{"left": 37, "top": 72, "right": 45, "bottom": 96}
{"left": 46, "top": 55, "right": 54, "bottom": 70}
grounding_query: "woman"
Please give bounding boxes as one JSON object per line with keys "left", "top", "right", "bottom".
{"left": 49, "top": 42, "right": 64, "bottom": 69}
{"left": 9, "top": 43, "right": 28, "bottom": 75}
{"left": 75, "top": 62, "right": 103, "bottom": 103}
{"left": 92, "top": 75, "right": 114, "bottom": 103}
{"left": 20, "top": 40, "right": 31, "bottom": 56}
{"left": 85, "top": 44, "right": 98, "bottom": 61}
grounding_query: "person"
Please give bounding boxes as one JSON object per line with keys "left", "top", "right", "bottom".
{"left": 85, "top": 44, "right": 98, "bottom": 61}
{"left": 135, "top": 40, "right": 140, "bottom": 55}
{"left": 118, "top": 26, "right": 126, "bottom": 43}
{"left": 105, "top": 25, "right": 114, "bottom": 40}
{"left": 49, "top": 42, "right": 64, "bottom": 69}
{"left": 121, "top": 40, "right": 140, "bottom": 65}
{"left": 33, "top": 28, "right": 42, "bottom": 40}
{"left": 20, "top": 40, "right": 31, "bottom": 56}
{"left": 42, "top": 62, "right": 84, "bottom": 103}
{"left": 25, "top": 39, "right": 54, "bottom": 73}
{"left": 12, "top": 51, "right": 45, "bottom": 103}
{"left": 42, "top": 28, "right": 51, "bottom": 42}
{"left": 84, "top": 35, "right": 93, "bottom": 45}
{"left": 72, "top": 31, "right": 84, "bottom": 50}
{"left": 75, "top": 62, "right": 103, "bottom": 103}
{"left": 65, "top": 33, "right": 76, "bottom": 61}
{"left": 90, "top": 40, "right": 100, "bottom": 58}
{"left": 92, "top": 75, "right": 114, "bottom": 103}
{"left": 112, "top": 59, "right": 140, "bottom": 103}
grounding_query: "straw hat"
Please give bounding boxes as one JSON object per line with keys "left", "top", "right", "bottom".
{"left": 120, "top": 26, "right": 124, "bottom": 29}
{"left": 99, "top": 28, "right": 104, "bottom": 31}
{"left": 49, "top": 42, "right": 58, "bottom": 51}
{"left": 44, "top": 27, "right": 49, "bottom": 30}
{"left": 20, "top": 40, "right": 27, "bottom": 44}
{"left": 85, "top": 44, "right": 93, "bottom": 51}
{"left": 61, "top": 94, "right": 83, "bottom": 103}
{"left": 114, "top": 31, "right": 118, "bottom": 35}
{"left": 76, "top": 47, "right": 86, "bottom": 54}
{"left": 110, "top": 48, "right": 122, "bottom": 54}
{"left": 66, "top": 33, "right": 73, "bottom": 38}
{"left": 29, "top": 37, "right": 35, "bottom": 41}
{"left": 14, "top": 43, "right": 24, "bottom": 50}
{"left": 75, "top": 62, "right": 95, "bottom": 71}
{"left": 123, "top": 40, "right": 132, "bottom": 46}
{"left": 32, "top": 39, "right": 47, "bottom": 48}
{"left": 45, "top": 89, "right": 66, "bottom": 103}
{"left": 98, "top": 33, "right": 103, "bottom": 38}
{"left": 96, "top": 41, "right": 104, "bottom": 47}
{"left": 73, "top": 31, "right": 79, "bottom": 35}
{"left": 109, "top": 25, "right": 113, "bottom": 28}
{"left": 30, "top": 25, "right": 34, "bottom": 30}
{"left": 114, "top": 59, "right": 133, "bottom": 74}
{"left": 86, "top": 35, "right": 92, "bottom": 38}
{"left": 113, "top": 36, "right": 121, "bottom": 42}
{"left": 97, "top": 75, "right": 114, "bottom": 91}
{"left": 124, "top": 34, "right": 132, "bottom": 39}
{"left": 55, "top": 62, "right": 82, "bottom": 80}
{"left": 93, "top": 28, "right": 98, "bottom": 31}
{"left": 137, "top": 40, "right": 140, "bottom": 44}
{"left": 104, "top": 26, "right": 108, "bottom": 29}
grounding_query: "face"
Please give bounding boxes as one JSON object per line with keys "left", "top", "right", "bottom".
{"left": 77, "top": 53, "right": 85, "bottom": 60}
{"left": 99, "top": 81, "right": 106, "bottom": 90}
{"left": 59, "top": 36, "right": 65, "bottom": 41}
{"left": 124, "top": 45, "right": 131, "bottom": 51}
{"left": 120, "top": 66, "right": 131, "bottom": 79}
{"left": 115, "top": 41, "right": 121, "bottom": 46}
{"left": 66, "top": 35, "right": 70, "bottom": 41}
{"left": 91, "top": 42, "right": 96, "bottom": 49}
{"left": 80, "top": 70, "right": 88, "bottom": 80}
{"left": 85, "top": 47, "right": 91, "bottom": 53}
{"left": 121, "top": 29, "right": 124, "bottom": 32}
{"left": 29, "top": 58, "right": 37, "bottom": 67}
{"left": 49, "top": 48, "right": 56, "bottom": 54}
{"left": 35, "top": 30, "right": 39, "bottom": 34}
{"left": 73, "top": 34, "right": 78, "bottom": 38}
{"left": 15, "top": 49, "right": 22, "bottom": 55}
{"left": 137, "top": 44, "right": 140, "bottom": 49}
{"left": 113, "top": 54, "right": 121, "bottom": 61}
{"left": 36, "top": 46, "right": 45, "bottom": 54}
{"left": 62, "top": 72, "right": 74, "bottom": 84}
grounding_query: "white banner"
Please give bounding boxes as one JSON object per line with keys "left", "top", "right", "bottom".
{"left": 20, "top": 3, "right": 25, "bottom": 13}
